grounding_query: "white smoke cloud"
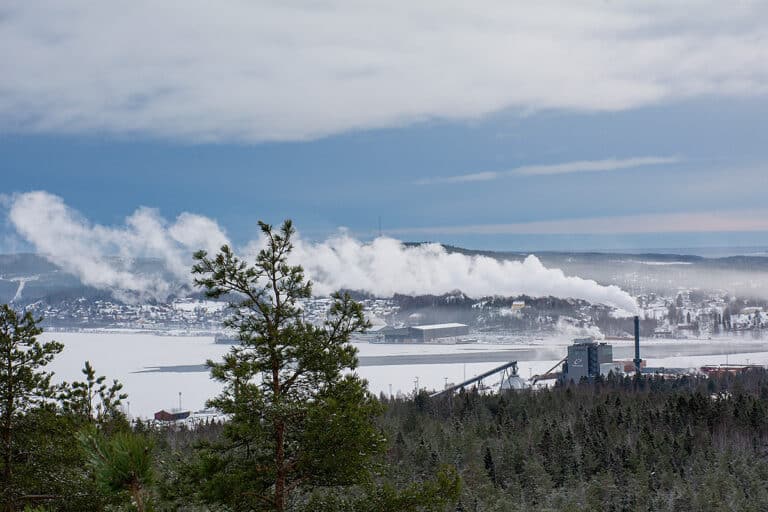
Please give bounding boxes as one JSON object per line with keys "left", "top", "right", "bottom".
{"left": 7, "top": 191, "right": 638, "bottom": 312}
{"left": 8, "top": 191, "right": 229, "bottom": 302}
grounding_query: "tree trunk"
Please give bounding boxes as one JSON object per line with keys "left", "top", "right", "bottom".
{"left": 1, "top": 411, "right": 10, "bottom": 485}
{"left": 273, "top": 358, "right": 285, "bottom": 512}
{"left": 2, "top": 352, "right": 13, "bottom": 512}
{"left": 1, "top": 429, "right": 11, "bottom": 512}
{"left": 275, "top": 420, "right": 286, "bottom": 512}
{"left": 130, "top": 481, "right": 145, "bottom": 512}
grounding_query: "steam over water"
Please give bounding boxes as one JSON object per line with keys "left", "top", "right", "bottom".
{"left": 8, "top": 191, "right": 637, "bottom": 312}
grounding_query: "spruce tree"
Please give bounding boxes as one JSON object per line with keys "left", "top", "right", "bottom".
{"left": 191, "top": 220, "right": 384, "bottom": 511}
{"left": 0, "top": 305, "right": 63, "bottom": 511}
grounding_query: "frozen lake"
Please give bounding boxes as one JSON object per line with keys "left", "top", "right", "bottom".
{"left": 42, "top": 331, "right": 768, "bottom": 419}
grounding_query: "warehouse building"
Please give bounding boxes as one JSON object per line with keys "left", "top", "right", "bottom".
{"left": 411, "top": 323, "right": 470, "bottom": 341}
{"left": 380, "top": 323, "right": 470, "bottom": 343}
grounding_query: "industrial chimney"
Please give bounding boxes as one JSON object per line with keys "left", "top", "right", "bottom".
{"left": 633, "top": 315, "right": 642, "bottom": 374}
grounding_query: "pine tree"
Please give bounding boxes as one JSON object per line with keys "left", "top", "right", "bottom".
{"left": 191, "top": 220, "right": 384, "bottom": 511}
{"left": 78, "top": 427, "right": 155, "bottom": 512}
{"left": 0, "top": 305, "right": 63, "bottom": 511}
{"left": 60, "top": 360, "right": 127, "bottom": 424}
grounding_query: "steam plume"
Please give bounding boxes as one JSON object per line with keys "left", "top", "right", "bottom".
{"left": 288, "top": 234, "right": 638, "bottom": 313}
{"left": 7, "top": 191, "right": 638, "bottom": 312}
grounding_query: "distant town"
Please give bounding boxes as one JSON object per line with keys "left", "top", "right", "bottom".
{"left": 22, "top": 289, "right": 768, "bottom": 342}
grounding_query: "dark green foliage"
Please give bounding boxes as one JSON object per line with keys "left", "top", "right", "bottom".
{"left": 0, "top": 305, "right": 63, "bottom": 511}
{"left": 78, "top": 427, "right": 155, "bottom": 511}
{"left": 10, "top": 408, "right": 103, "bottom": 511}
{"left": 299, "top": 376, "right": 385, "bottom": 486}
{"left": 377, "top": 372, "right": 768, "bottom": 511}
{"left": 298, "top": 465, "right": 461, "bottom": 512}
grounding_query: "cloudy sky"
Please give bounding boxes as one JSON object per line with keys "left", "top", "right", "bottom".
{"left": 2, "top": 1, "right": 768, "bottom": 253}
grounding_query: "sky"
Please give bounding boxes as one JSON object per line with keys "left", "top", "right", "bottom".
{"left": 2, "top": 1, "right": 768, "bottom": 254}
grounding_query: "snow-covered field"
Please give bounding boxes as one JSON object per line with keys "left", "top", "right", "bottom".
{"left": 41, "top": 331, "right": 768, "bottom": 419}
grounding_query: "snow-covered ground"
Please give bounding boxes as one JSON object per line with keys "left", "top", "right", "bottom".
{"left": 42, "top": 331, "right": 768, "bottom": 419}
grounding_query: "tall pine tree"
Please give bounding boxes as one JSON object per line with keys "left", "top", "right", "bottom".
{"left": 191, "top": 220, "right": 385, "bottom": 512}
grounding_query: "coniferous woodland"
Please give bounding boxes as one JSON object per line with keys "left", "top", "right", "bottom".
{"left": 4, "top": 222, "right": 768, "bottom": 511}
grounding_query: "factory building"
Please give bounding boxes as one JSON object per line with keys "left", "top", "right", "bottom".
{"left": 559, "top": 317, "right": 650, "bottom": 383}
{"left": 380, "top": 323, "right": 470, "bottom": 343}
{"left": 561, "top": 338, "right": 614, "bottom": 382}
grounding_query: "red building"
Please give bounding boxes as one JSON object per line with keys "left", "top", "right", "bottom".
{"left": 154, "top": 409, "right": 191, "bottom": 421}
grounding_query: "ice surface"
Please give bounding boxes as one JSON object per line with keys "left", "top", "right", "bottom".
{"left": 41, "top": 331, "right": 768, "bottom": 419}
{"left": 44, "top": 332, "right": 228, "bottom": 419}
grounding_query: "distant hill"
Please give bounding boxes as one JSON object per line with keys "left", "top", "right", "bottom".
{"left": 0, "top": 253, "right": 175, "bottom": 304}
{"left": 0, "top": 254, "right": 94, "bottom": 304}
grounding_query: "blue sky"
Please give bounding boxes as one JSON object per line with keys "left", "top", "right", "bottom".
{"left": 2, "top": 2, "right": 768, "bottom": 253}
{"left": 4, "top": 98, "right": 768, "bottom": 252}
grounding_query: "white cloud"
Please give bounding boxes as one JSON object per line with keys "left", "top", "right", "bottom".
{"left": 388, "top": 209, "right": 768, "bottom": 236}
{"left": 0, "top": 2, "right": 767, "bottom": 142}
{"left": 7, "top": 191, "right": 637, "bottom": 312}
{"left": 416, "top": 156, "right": 679, "bottom": 185}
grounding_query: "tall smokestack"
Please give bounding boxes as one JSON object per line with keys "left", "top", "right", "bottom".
{"left": 633, "top": 315, "right": 642, "bottom": 374}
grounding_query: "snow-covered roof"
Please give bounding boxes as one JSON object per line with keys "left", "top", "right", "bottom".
{"left": 411, "top": 323, "right": 468, "bottom": 330}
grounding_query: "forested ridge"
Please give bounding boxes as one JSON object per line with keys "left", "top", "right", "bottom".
{"left": 375, "top": 373, "right": 768, "bottom": 511}
{"left": 142, "top": 371, "right": 768, "bottom": 511}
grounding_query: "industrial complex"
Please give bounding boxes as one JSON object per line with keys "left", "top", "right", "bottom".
{"left": 431, "top": 315, "right": 763, "bottom": 398}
